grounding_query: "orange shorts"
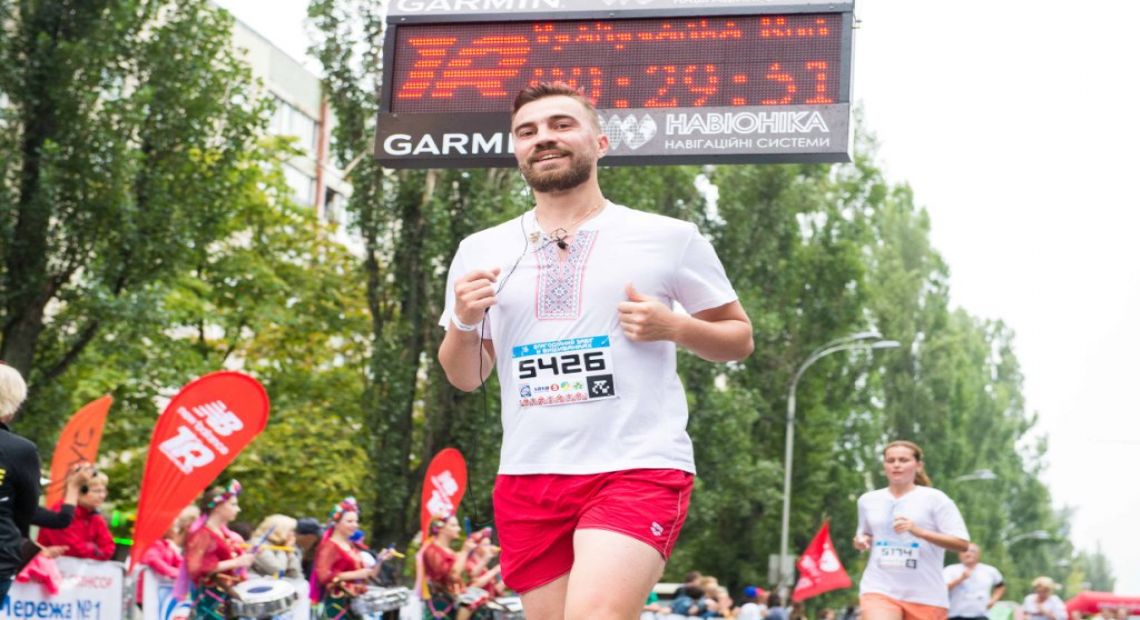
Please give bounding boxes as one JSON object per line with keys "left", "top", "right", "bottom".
{"left": 861, "top": 593, "right": 949, "bottom": 620}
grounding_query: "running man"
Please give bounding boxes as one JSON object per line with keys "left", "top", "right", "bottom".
{"left": 437, "top": 82, "right": 754, "bottom": 620}
{"left": 944, "top": 544, "right": 1006, "bottom": 620}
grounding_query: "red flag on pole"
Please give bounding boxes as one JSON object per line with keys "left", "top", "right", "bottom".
{"left": 419, "top": 448, "right": 468, "bottom": 540}
{"left": 792, "top": 520, "right": 852, "bottom": 602}
{"left": 45, "top": 395, "right": 113, "bottom": 506}
{"left": 415, "top": 449, "right": 468, "bottom": 600}
{"left": 129, "top": 371, "right": 269, "bottom": 566}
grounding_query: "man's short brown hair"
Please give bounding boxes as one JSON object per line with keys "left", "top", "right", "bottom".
{"left": 511, "top": 81, "right": 601, "bottom": 131}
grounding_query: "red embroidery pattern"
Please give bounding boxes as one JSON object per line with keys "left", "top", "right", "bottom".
{"left": 535, "top": 230, "right": 597, "bottom": 320}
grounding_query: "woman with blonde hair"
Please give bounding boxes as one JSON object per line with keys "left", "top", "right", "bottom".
{"left": 1021, "top": 577, "right": 1066, "bottom": 620}
{"left": 250, "top": 514, "right": 302, "bottom": 579}
{"left": 36, "top": 471, "right": 115, "bottom": 560}
{"left": 854, "top": 440, "right": 970, "bottom": 620}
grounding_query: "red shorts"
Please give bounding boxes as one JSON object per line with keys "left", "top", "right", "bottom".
{"left": 861, "top": 594, "right": 949, "bottom": 620}
{"left": 493, "top": 468, "right": 693, "bottom": 594}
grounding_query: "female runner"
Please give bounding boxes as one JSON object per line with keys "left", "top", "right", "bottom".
{"left": 854, "top": 441, "right": 970, "bottom": 620}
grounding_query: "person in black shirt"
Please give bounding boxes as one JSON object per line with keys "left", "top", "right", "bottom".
{"left": 295, "top": 516, "right": 322, "bottom": 579}
{"left": 0, "top": 363, "right": 91, "bottom": 599}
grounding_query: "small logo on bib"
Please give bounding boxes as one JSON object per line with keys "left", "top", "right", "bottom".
{"left": 588, "top": 375, "right": 614, "bottom": 398}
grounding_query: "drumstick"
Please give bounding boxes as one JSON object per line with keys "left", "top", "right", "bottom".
{"left": 240, "top": 544, "right": 297, "bottom": 552}
{"left": 248, "top": 525, "right": 275, "bottom": 554}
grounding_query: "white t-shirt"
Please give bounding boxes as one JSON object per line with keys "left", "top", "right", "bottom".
{"left": 856, "top": 486, "right": 970, "bottom": 608}
{"left": 944, "top": 563, "right": 1004, "bottom": 617}
{"left": 737, "top": 603, "right": 766, "bottom": 620}
{"left": 439, "top": 202, "right": 737, "bottom": 475}
{"left": 1021, "top": 595, "right": 1067, "bottom": 620}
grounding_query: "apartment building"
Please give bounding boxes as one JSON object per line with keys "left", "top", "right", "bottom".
{"left": 230, "top": 18, "right": 353, "bottom": 232}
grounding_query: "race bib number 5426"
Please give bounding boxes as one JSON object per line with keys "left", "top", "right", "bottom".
{"left": 512, "top": 336, "right": 618, "bottom": 407}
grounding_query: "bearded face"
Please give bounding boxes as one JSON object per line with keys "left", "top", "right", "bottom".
{"left": 519, "top": 142, "right": 594, "bottom": 193}
{"left": 511, "top": 95, "right": 607, "bottom": 193}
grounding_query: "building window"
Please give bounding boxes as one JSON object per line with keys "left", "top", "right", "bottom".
{"left": 270, "top": 96, "right": 318, "bottom": 159}
{"left": 283, "top": 163, "right": 314, "bottom": 207}
{"left": 324, "top": 188, "right": 353, "bottom": 228}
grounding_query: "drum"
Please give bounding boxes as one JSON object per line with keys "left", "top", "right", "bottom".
{"left": 486, "top": 596, "right": 524, "bottom": 620}
{"left": 456, "top": 586, "right": 492, "bottom": 609}
{"left": 350, "top": 586, "right": 410, "bottom": 615}
{"left": 229, "top": 578, "right": 298, "bottom": 619}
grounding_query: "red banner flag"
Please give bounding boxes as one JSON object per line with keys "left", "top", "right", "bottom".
{"left": 419, "top": 448, "right": 468, "bottom": 540}
{"left": 129, "top": 371, "right": 269, "bottom": 566}
{"left": 793, "top": 520, "right": 852, "bottom": 602}
{"left": 45, "top": 395, "right": 113, "bottom": 506}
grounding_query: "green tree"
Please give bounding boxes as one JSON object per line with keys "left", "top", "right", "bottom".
{"left": 308, "top": 0, "right": 533, "bottom": 546}
{"left": 859, "top": 130, "right": 1077, "bottom": 599}
{"left": 44, "top": 135, "right": 374, "bottom": 526}
{"left": 304, "top": 3, "right": 1090, "bottom": 595}
{"left": 1065, "top": 543, "right": 1115, "bottom": 594}
{"left": 0, "top": 0, "right": 265, "bottom": 447}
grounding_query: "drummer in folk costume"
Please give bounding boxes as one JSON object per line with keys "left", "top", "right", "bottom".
{"left": 422, "top": 515, "right": 479, "bottom": 620}
{"left": 464, "top": 528, "right": 503, "bottom": 599}
{"left": 312, "top": 497, "right": 380, "bottom": 619}
{"left": 181, "top": 480, "right": 255, "bottom": 619}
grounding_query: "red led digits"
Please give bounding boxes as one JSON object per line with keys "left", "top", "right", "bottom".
{"left": 760, "top": 62, "right": 795, "bottom": 105}
{"left": 681, "top": 65, "right": 718, "bottom": 107}
{"left": 395, "top": 36, "right": 457, "bottom": 100}
{"left": 645, "top": 64, "right": 720, "bottom": 107}
{"left": 401, "top": 34, "right": 530, "bottom": 101}
{"left": 760, "top": 16, "right": 831, "bottom": 38}
{"left": 390, "top": 13, "right": 842, "bottom": 113}
{"left": 804, "top": 61, "right": 833, "bottom": 104}
{"left": 644, "top": 65, "right": 678, "bottom": 108}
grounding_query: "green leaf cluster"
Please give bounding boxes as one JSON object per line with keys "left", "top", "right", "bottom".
{"left": 0, "top": 0, "right": 1097, "bottom": 602}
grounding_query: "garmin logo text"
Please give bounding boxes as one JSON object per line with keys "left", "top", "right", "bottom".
{"left": 666, "top": 111, "right": 829, "bottom": 136}
{"left": 394, "top": 0, "right": 561, "bottom": 11}
{"left": 383, "top": 132, "right": 514, "bottom": 156}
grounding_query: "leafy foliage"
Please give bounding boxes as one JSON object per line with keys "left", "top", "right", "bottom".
{"left": 0, "top": 0, "right": 1098, "bottom": 602}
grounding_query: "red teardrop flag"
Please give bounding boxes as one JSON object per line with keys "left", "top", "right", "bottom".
{"left": 45, "top": 395, "right": 113, "bottom": 506}
{"left": 419, "top": 448, "right": 468, "bottom": 540}
{"left": 129, "top": 371, "right": 269, "bottom": 566}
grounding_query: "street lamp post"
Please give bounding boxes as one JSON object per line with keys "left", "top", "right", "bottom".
{"left": 1008, "top": 530, "right": 1053, "bottom": 545}
{"left": 953, "top": 469, "right": 997, "bottom": 483}
{"left": 778, "top": 332, "right": 900, "bottom": 595}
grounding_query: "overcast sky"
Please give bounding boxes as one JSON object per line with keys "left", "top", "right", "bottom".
{"left": 216, "top": 0, "right": 1140, "bottom": 592}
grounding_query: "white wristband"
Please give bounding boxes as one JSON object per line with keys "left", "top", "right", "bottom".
{"left": 451, "top": 314, "right": 479, "bottom": 332}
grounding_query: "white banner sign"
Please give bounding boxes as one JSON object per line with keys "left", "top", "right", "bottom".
{"left": 140, "top": 571, "right": 310, "bottom": 620}
{"left": 0, "top": 558, "right": 123, "bottom": 620}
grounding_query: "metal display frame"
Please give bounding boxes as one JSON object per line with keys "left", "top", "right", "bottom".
{"left": 374, "top": 0, "right": 856, "bottom": 168}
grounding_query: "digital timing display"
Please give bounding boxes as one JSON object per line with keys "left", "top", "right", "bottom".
{"left": 389, "top": 14, "right": 843, "bottom": 114}
{"left": 374, "top": 2, "right": 855, "bottom": 168}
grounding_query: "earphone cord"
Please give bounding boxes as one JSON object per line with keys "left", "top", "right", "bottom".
{"left": 464, "top": 214, "right": 545, "bottom": 530}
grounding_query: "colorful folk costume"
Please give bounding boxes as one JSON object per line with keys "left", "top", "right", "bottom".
{"left": 177, "top": 480, "right": 245, "bottom": 619}
{"left": 421, "top": 518, "right": 462, "bottom": 620}
{"left": 311, "top": 497, "right": 367, "bottom": 620}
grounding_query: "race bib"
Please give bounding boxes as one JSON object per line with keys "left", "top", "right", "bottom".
{"left": 512, "top": 336, "right": 618, "bottom": 407}
{"left": 875, "top": 538, "right": 920, "bottom": 570}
